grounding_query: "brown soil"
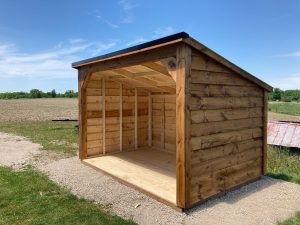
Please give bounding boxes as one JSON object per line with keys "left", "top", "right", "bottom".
{"left": 0, "top": 98, "right": 77, "bottom": 122}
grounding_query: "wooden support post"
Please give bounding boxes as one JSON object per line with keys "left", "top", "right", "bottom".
{"left": 176, "top": 43, "right": 191, "bottom": 208}
{"left": 148, "top": 92, "right": 152, "bottom": 147}
{"left": 102, "top": 78, "right": 106, "bottom": 154}
{"left": 135, "top": 88, "right": 138, "bottom": 149}
{"left": 161, "top": 94, "right": 165, "bottom": 149}
{"left": 262, "top": 90, "right": 268, "bottom": 174}
{"left": 78, "top": 75, "right": 87, "bottom": 159}
{"left": 120, "top": 83, "right": 123, "bottom": 152}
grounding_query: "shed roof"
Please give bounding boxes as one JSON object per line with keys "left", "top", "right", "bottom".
{"left": 72, "top": 32, "right": 272, "bottom": 92}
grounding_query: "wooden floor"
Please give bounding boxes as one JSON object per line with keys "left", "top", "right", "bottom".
{"left": 83, "top": 147, "right": 176, "bottom": 205}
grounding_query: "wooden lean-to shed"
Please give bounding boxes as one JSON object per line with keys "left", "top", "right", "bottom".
{"left": 72, "top": 32, "right": 273, "bottom": 211}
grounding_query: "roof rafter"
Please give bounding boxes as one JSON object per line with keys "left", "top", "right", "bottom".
{"left": 112, "top": 68, "right": 175, "bottom": 93}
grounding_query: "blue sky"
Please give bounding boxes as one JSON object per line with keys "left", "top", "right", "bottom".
{"left": 0, "top": 0, "right": 299, "bottom": 92}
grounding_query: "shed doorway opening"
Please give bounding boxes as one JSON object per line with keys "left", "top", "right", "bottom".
{"left": 82, "top": 61, "right": 177, "bottom": 205}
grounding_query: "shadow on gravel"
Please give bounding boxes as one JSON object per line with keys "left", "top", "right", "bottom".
{"left": 185, "top": 177, "right": 286, "bottom": 215}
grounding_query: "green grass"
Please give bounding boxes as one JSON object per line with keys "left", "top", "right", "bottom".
{"left": 0, "top": 166, "right": 135, "bottom": 225}
{"left": 0, "top": 121, "right": 78, "bottom": 155}
{"left": 268, "top": 102, "right": 300, "bottom": 116}
{"left": 267, "top": 146, "right": 300, "bottom": 185}
{"left": 279, "top": 212, "right": 300, "bottom": 225}
{"left": 267, "top": 146, "right": 300, "bottom": 225}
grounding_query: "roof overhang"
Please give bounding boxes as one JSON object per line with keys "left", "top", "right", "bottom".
{"left": 72, "top": 32, "right": 189, "bottom": 68}
{"left": 72, "top": 32, "right": 273, "bottom": 92}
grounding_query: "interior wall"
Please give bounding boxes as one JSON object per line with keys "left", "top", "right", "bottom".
{"left": 104, "top": 81, "right": 121, "bottom": 153}
{"left": 85, "top": 74, "right": 154, "bottom": 157}
{"left": 86, "top": 77, "right": 103, "bottom": 157}
{"left": 151, "top": 94, "right": 176, "bottom": 153}
{"left": 121, "top": 85, "right": 135, "bottom": 151}
{"left": 137, "top": 90, "right": 149, "bottom": 148}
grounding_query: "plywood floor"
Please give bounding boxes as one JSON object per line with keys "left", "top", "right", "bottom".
{"left": 83, "top": 147, "right": 176, "bottom": 204}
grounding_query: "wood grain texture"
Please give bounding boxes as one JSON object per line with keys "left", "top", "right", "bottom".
{"left": 190, "top": 107, "right": 263, "bottom": 124}
{"left": 78, "top": 76, "right": 87, "bottom": 159}
{"left": 176, "top": 43, "right": 191, "bottom": 208}
{"left": 188, "top": 49, "right": 265, "bottom": 206}
{"left": 102, "top": 78, "right": 106, "bottom": 154}
{"left": 263, "top": 90, "right": 268, "bottom": 174}
{"left": 119, "top": 83, "right": 123, "bottom": 152}
{"left": 83, "top": 147, "right": 176, "bottom": 205}
{"left": 78, "top": 44, "right": 177, "bottom": 75}
{"left": 135, "top": 88, "right": 138, "bottom": 149}
{"left": 148, "top": 93, "right": 152, "bottom": 146}
{"left": 190, "top": 117, "right": 263, "bottom": 137}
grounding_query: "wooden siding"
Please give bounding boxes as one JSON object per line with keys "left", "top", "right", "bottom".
{"left": 189, "top": 49, "right": 264, "bottom": 206}
{"left": 151, "top": 95, "right": 176, "bottom": 153}
{"left": 84, "top": 74, "right": 154, "bottom": 156}
{"left": 86, "top": 77, "right": 103, "bottom": 157}
{"left": 138, "top": 90, "right": 149, "bottom": 148}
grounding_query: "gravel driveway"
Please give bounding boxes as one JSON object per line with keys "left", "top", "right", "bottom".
{"left": 1, "top": 132, "right": 300, "bottom": 225}
{"left": 0, "top": 132, "right": 41, "bottom": 168}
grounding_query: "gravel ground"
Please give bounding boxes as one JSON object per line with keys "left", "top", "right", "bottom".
{"left": 0, "top": 98, "right": 77, "bottom": 121}
{"left": 38, "top": 157, "right": 300, "bottom": 225}
{"left": 1, "top": 131, "right": 300, "bottom": 225}
{"left": 0, "top": 132, "right": 41, "bottom": 168}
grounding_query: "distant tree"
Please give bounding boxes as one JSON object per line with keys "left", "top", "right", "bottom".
{"left": 30, "top": 89, "right": 42, "bottom": 98}
{"left": 0, "top": 89, "right": 78, "bottom": 99}
{"left": 273, "top": 88, "right": 282, "bottom": 101}
{"left": 51, "top": 89, "right": 56, "bottom": 98}
{"left": 64, "top": 90, "right": 75, "bottom": 98}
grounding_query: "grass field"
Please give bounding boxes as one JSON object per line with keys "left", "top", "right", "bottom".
{"left": 267, "top": 146, "right": 300, "bottom": 185}
{"left": 0, "top": 166, "right": 135, "bottom": 225}
{"left": 269, "top": 102, "right": 300, "bottom": 116}
{"left": 0, "top": 121, "right": 78, "bottom": 155}
{"left": 280, "top": 212, "right": 300, "bottom": 225}
{"left": 268, "top": 146, "right": 300, "bottom": 224}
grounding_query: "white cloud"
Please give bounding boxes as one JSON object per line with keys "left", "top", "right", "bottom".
{"left": 153, "top": 26, "right": 175, "bottom": 38}
{"left": 105, "top": 20, "right": 120, "bottom": 28}
{"left": 0, "top": 44, "right": 16, "bottom": 55}
{"left": 121, "top": 14, "right": 134, "bottom": 24}
{"left": 119, "top": 0, "right": 136, "bottom": 11}
{"left": 268, "top": 74, "right": 300, "bottom": 90}
{"left": 0, "top": 39, "right": 117, "bottom": 79}
{"left": 93, "top": 1, "right": 136, "bottom": 28}
{"left": 275, "top": 51, "right": 300, "bottom": 57}
{"left": 126, "top": 37, "right": 148, "bottom": 46}
{"left": 69, "top": 38, "right": 85, "bottom": 44}
{"left": 96, "top": 15, "right": 120, "bottom": 29}
{"left": 119, "top": 0, "right": 136, "bottom": 24}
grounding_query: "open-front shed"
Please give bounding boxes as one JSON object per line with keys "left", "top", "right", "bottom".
{"left": 72, "top": 32, "right": 272, "bottom": 211}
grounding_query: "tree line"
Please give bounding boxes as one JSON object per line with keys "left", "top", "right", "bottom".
{"left": 0, "top": 89, "right": 78, "bottom": 99}
{"left": 1, "top": 88, "right": 299, "bottom": 102}
{"left": 268, "top": 88, "right": 300, "bottom": 102}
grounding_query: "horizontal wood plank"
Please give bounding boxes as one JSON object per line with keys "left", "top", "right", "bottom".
{"left": 190, "top": 107, "right": 263, "bottom": 123}
{"left": 190, "top": 127, "right": 263, "bottom": 150}
{"left": 191, "top": 117, "right": 263, "bottom": 137}
{"left": 189, "top": 96, "right": 263, "bottom": 110}
{"left": 191, "top": 70, "right": 256, "bottom": 87}
{"left": 190, "top": 84, "right": 263, "bottom": 97}
{"left": 191, "top": 138, "right": 262, "bottom": 162}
